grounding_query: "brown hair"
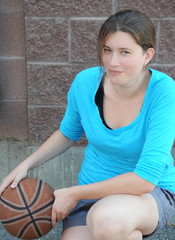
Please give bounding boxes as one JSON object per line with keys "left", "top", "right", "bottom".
{"left": 98, "top": 10, "right": 155, "bottom": 66}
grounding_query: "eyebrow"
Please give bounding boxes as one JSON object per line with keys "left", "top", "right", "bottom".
{"left": 103, "top": 45, "right": 132, "bottom": 51}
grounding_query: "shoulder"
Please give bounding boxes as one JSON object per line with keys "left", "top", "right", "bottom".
{"left": 149, "top": 68, "right": 175, "bottom": 95}
{"left": 73, "top": 66, "right": 103, "bottom": 88}
{"left": 77, "top": 66, "right": 103, "bottom": 78}
{"left": 150, "top": 68, "right": 174, "bottom": 86}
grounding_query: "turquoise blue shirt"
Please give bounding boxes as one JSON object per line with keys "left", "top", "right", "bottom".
{"left": 60, "top": 67, "right": 175, "bottom": 192}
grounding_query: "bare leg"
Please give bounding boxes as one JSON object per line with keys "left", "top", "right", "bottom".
{"left": 86, "top": 193, "right": 158, "bottom": 240}
{"left": 61, "top": 226, "right": 92, "bottom": 240}
{"left": 128, "top": 230, "right": 142, "bottom": 240}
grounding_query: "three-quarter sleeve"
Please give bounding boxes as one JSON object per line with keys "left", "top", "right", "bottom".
{"left": 60, "top": 76, "right": 84, "bottom": 141}
{"left": 134, "top": 82, "right": 175, "bottom": 185}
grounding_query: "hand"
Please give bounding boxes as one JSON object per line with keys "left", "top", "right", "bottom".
{"left": 51, "top": 187, "right": 78, "bottom": 226}
{"left": 0, "top": 164, "right": 28, "bottom": 196}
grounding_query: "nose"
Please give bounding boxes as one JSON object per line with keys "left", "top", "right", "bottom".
{"left": 109, "top": 53, "right": 119, "bottom": 66}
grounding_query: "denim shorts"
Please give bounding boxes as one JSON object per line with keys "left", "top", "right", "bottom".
{"left": 62, "top": 186, "right": 175, "bottom": 238}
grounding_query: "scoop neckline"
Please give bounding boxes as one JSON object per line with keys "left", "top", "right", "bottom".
{"left": 93, "top": 68, "right": 153, "bottom": 132}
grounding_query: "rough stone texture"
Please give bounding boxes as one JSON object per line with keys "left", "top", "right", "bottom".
{"left": 158, "top": 20, "right": 175, "bottom": 64}
{"left": 0, "top": 58, "right": 27, "bottom": 99}
{"left": 24, "top": 0, "right": 112, "bottom": 17}
{"left": 25, "top": 18, "right": 68, "bottom": 62}
{"left": 0, "top": 101, "right": 28, "bottom": 139}
{"left": 28, "top": 105, "right": 87, "bottom": 146}
{"left": 28, "top": 106, "right": 65, "bottom": 145}
{"left": 0, "top": 13, "right": 25, "bottom": 56}
{"left": 0, "top": 0, "right": 23, "bottom": 13}
{"left": 71, "top": 20, "right": 104, "bottom": 63}
{"left": 117, "top": 0, "right": 175, "bottom": 18}
{"left": 27, "top": 64, "right": 86, "bottom": 106}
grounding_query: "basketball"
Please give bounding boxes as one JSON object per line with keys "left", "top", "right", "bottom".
{"left": 0, "top": 178, "right": 54, "bottom": 239}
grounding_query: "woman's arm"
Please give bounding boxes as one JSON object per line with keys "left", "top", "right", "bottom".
{"left": 71, "top": 171, "right": 155, "bottom": 199}
{"left": 51, "top": 171, "right": 155, "bottom": 225}
{"left": 0, "top": 130, "right": 74, "bottom": 195}
{"left": 22, "top": 129, "right": 74, "bottom": 170}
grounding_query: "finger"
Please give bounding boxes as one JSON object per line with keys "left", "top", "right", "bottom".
{"left": 11, "top": 176, "right": 21, "bottom": 188}
{"left": 51, "top": 209, "right": 57, "bottom": 227}
{"left": 0, "top": 176, "right": 21, "bottom": 196}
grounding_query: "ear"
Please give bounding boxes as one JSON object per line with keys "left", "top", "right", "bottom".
{"left": 144, "top": 48, "right": 155, "bottom": 65}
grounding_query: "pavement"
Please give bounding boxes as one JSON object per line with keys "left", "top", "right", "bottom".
{"left": 0, "top": 221, "right": 175, "bottom": 239}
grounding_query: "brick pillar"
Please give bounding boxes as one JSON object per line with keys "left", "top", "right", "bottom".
{"left": 0, "top": 0, "right": 28, "bottom": 140}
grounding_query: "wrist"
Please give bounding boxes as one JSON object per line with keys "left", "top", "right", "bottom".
{"left": 69, "top": 185, "right": 82, "bottom": 202}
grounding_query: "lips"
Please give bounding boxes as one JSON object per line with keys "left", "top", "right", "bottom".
{"left": 109, "top": 70, "right": 123, "bottom": 75}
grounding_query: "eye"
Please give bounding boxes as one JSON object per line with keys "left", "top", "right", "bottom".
{"left": 121, "top": 50, "right": 130, "bottom": 55}
{"left": 103, "top": 48, "right": 112, "bottom": 53}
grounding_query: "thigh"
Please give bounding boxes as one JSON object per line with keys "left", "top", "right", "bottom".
{"left": 87, "top": 193, "right": 159, "bottom": 236}
{"left": 61, "top": 226, "right": 92, "bottom": 240}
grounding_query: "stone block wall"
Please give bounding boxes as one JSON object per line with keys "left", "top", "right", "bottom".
{"left": 0, "top": 0, "right": 174, "bottom": 145}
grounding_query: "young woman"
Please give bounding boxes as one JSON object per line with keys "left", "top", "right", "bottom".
{"left": 0, "top": 10, "right": 175, "bottom": 240}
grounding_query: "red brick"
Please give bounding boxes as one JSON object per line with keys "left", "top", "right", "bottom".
{"left": 27, "top": 64, "right": 97, "bottom": 105}
{"left": 157, "top": 20, "right": 175, "bottom": 64}
{"left": 28, "top": 106, "right": 65, "bottom": 145}
{"left": 25, "top": 18, "right": 68, "bottom": 61}
{"left": 71, "top": 20, "right": 104, "bottom": 62}
{"left": 24, "top": 0, "right": 112, "bottom": 17}
{"left": 117, "top": 0, "right": 174, "bottom": 18}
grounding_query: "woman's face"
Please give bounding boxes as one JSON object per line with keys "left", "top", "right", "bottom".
{"left": 102, "top": 31, "right": 153, "bottom": 88}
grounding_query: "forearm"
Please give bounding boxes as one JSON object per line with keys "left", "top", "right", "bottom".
{"left": 71, "top": 172, "right": 155, "bottom": 201}
{"left": 21, "top": 129, "right": 74, "bottom": 171}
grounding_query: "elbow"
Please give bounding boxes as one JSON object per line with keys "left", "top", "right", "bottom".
{"left": 133, "top": 172, "right": 155, "bottom": 194}
{"left": 142, "top": 183, "right": 155, "bottom": 194}
{"left": 136, "top": 181, "right": 155, "bottom": 195}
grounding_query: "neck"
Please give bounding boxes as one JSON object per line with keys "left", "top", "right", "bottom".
{"left": 104, "top": 69, "right": 150, "bottom": 99}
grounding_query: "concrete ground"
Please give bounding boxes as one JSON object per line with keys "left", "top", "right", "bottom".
{"left": 0, "top": 140, "right": 175, "bottom": 239}
{"left": 0, "top": 222, "right": 175, "bottom": 240}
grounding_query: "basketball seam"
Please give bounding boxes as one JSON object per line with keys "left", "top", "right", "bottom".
{"left": 17, "top": 181, "right": 43, "bottom": 238}
{"left": 0, "top": 179, "right": 54, "bottom": 239}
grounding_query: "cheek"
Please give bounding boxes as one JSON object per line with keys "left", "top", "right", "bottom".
{"left": 122, "top": 57, "right": 144, "bottom": 72}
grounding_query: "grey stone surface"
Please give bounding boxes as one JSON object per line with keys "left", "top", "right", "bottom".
{"left": 0, "top": 13, "right": 25, "bottom": 56}
{"left": 0, "top": 59, "right": 27, "bottom": 99}
{"left": 0, "top": 0, "right": 23, "bottom": 13}
{"left": 0, "top": 102, "right": 28, "bottom": 140}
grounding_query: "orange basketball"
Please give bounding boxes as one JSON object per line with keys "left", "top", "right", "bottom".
{"left": 0, "top": 178, "right": 54, "bottom": 239}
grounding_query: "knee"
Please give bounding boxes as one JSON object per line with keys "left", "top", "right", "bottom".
{"left": 86, "top": 201, "right": 127, "bottom": 239}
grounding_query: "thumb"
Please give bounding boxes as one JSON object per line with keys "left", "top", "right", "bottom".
{"left": 11, "top": 177, "right": 21, "bottom": 188}
{"left": 51, "top": 209, "right": 57, "bottom": 227}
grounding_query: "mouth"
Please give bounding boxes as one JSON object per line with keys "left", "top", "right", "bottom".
{"left": 108, "top": 70, "right": 123, "bottom": 75}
